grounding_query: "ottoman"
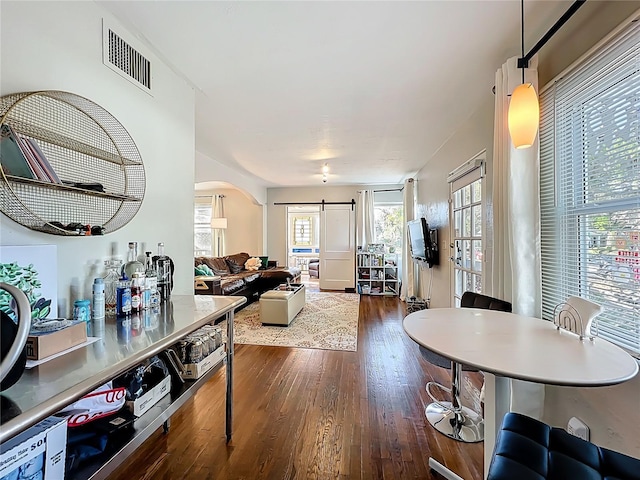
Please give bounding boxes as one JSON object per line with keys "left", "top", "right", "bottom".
{"left": 260, "top": 284, "right": 306, "bottom": 326}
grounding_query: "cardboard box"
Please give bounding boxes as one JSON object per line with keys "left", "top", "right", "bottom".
{"left": 0, "top": 415, "right": 67, "bottom": 480}
{"left": 180, "top": 345, "right": 225, "bottom": 380}
{"left": 26, "top": 321, "right": 87, "bottom": 360}
{"left": 128, "top": 374, "right": 171, "bottom": 417}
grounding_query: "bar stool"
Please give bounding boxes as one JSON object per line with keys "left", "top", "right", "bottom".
{"left": 420, "top": 291, "right": 512, "bottom": 443}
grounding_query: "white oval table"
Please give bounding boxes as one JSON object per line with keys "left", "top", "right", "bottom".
{"left": 403, "top": 307, "right": 639, "bottom": 479}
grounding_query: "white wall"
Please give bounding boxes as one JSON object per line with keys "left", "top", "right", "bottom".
{"left": 411, "top": 0, "right": 640, "bottom": 458}
{"left": 195, "top": 188, "right": 263, "bottom": 257}
{"left": 1, "top": 1, "right": 195, "bottom": 316}
{"left": 195, "top": 151, "right": 267, "bottom": 206}
{"left": 267, "top": 184, "right": 401, "bottom": 267}
{"left": 414, "top": 98, "right": 495, "bottom": 308}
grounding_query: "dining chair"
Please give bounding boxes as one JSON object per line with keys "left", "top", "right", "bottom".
{"left": 419, "top": 291, "right": 512, "bottom": 443}
{"left": 488, "top": 412, "right": 640, "bottom": 480}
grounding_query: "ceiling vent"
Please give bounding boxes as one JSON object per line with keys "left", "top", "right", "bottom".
{"left": 102, "top": 20, "right": 152, "bottom": 94}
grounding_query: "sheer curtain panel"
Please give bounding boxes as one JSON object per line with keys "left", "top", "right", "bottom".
{"left": 493, "top": 55, "right": 544, "bottom": 419}
{"left": 400, "top": 178, "right": 416, "bottom": 301}
{"left": 356, "top": 190, "right": 375, "bottom": 248}
{"left": 211, "top": 195, "right": 226, "bottom": 257}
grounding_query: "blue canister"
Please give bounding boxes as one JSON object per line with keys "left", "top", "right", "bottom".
{"left": 73, "top": 299, "right": 91, "bottom": 324}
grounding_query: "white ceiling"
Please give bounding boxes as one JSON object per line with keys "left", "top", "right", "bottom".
{"left": 99, "top": 1, "right": 572, "bottom": 188}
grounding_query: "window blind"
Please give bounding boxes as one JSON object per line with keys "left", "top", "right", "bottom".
{"left": 540, "top": 18, "right": 640, "bottom": 355}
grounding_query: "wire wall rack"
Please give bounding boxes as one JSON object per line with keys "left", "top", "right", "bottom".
{"left": 0, "top": 91, "right": 145, "bottom": 235}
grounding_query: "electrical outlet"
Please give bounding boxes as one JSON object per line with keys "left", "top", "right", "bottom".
{"left": 567, "top": 416, "right": 589, "bottom": 441}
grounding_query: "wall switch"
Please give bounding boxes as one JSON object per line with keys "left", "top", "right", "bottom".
{"left": 567, "top": 416, "right": 590, "bottom": 441}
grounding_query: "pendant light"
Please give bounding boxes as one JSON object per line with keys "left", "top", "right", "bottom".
{"left": 508, "top": 0, "right": 539, "bottom": 149}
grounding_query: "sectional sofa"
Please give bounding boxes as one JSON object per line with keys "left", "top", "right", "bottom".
{"left": 194, "top": 252, "right": 301, "bottom": 303}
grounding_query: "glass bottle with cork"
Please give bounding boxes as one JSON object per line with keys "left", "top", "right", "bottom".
{"left": 123, "top": 242, "right": 145, "bottom": 280}
{"left": 103, "top": 259, "right": 122, "bottom": 316}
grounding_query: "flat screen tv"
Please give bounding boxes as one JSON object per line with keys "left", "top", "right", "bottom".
{"left": 407, "top": 218, "right": 438, "bottom": 267}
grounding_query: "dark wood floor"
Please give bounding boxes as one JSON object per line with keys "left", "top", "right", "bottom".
{"left": 110, "top": 288, "right": 484, "bottom": 480}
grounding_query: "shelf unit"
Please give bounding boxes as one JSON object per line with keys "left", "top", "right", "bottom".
{"left": 356, "top": 251, "right": 399, "bottom": 296}
{"left": 0, "top": 295, "right": 245, "bottom": 480}
{"left": 70, "top": 358, "right": 224, "bottom": 480}
{"left": 0, "top": 90, "right": 145, "bottom": 235}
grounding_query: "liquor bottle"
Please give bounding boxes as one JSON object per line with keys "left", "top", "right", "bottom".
{"left": 103, "top": 259, "right": 122, "bottom": 316}
{"left": 153, "top": 242, "right": 172, "bottom": 303}
{"left": 123, "top": 242, "right": 145, "bottom": 280}
{"left": 145, "top": 251, "right": 159, "bottom": 308}
{"left": 116, "top": 275, "right": 132, "bottom": 318}
{"left": 130, "top": 272, "right": 143, "bottom": 314}
{"left": 140, "top": 273, "right": 149, "bottom": 311}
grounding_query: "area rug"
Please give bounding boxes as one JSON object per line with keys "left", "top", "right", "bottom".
{"left": 220, "top": 291, "right": 360, "bottom": 351}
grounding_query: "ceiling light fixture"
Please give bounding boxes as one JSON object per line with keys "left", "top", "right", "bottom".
{"left": 508, "top": 0, "right": 586, "bottom": 149}
{"left": 322, "top": 163, "right": 329, "bottom": 183}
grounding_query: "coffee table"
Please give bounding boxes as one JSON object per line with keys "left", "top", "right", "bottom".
{"left": 260, "top": 283, "right": 306, "bottom": 326}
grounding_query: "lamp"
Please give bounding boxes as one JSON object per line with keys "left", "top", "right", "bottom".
{"left": 508, "top": 0, "right": 586, "bottom": 149}
{"left": 508, "top": 83, "right": 539, "bottom": 149}
{"left": 322, "top": 163, "right": 329, "bottom": 183}
{"left": 508, "top": 0, "right": 539, "bottom": 149}
{"left": 210, "top": 217, "right": 227, "bottom": 256}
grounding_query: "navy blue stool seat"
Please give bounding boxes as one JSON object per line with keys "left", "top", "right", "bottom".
{"left": 488, "top": 412, "right": 640, "bottom": 480}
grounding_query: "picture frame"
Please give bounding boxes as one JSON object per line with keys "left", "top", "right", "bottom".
{"left": 0, "top": 245, "right": 58, "bottom": 320}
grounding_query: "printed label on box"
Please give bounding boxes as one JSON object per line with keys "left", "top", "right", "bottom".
{"left": 130, "top": 375, "right": 171, "bottom": 417}
{"left": 0, "top": 415, "right": 67, "bottom": 480}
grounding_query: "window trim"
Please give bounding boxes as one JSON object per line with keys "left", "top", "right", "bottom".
{"left": 194, "top": 202, "right": 213, "bottom": 257}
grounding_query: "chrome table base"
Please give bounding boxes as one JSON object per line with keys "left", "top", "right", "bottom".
{"left": 425, "top": 360, "right": 484, "bottom": 443}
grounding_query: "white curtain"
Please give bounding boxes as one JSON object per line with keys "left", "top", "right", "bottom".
{"left": 356, "top": 190, "right": 376, "bottom": 248}
{"left": 400, "top": 178, "right": 416, "bottom": 301}
{"left": 492, "top": 56, "right": 544, "bottom": 418}
{"left": 211, "top": 194, "right": 226, "bottom": 257}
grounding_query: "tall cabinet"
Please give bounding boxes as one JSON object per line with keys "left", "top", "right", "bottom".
{"left": 356, "top": 250, "right": 399, "bottom": 296}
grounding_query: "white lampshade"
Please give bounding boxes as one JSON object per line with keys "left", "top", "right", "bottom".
{"left": 210, "top": 217, "right": 228, "bottom": 229}
{"left": 508, "top": 83, "right": 540, "bottom": 149}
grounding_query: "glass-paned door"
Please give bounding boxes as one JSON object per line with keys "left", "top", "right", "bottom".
{"left": 287, "top": 206, "right": 320, "bottom": 272}
{"left": 449, "top": 158, "right": 484, "bottom": 307}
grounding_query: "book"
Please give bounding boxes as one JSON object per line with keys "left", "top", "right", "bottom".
{"left": 25, "top": 138, "right": 61, "bottom": 183}
{"left": 0, "top": 124, "right": 36, "bottom": 179}
{"left": 18, "top": 134, "right": 50, "bottom": 182}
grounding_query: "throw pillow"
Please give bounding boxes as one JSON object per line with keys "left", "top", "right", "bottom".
{"left": 245, "top": 257, "right": 261, "bottom": 271}
{"left": 195, "top": 256, "right": 230, "bottom": 275}
{"left": 225, "top": 253, "right": 251, "bottom": 274}
{"left": 195, "top": 264, "right": 214, "bottom": 276}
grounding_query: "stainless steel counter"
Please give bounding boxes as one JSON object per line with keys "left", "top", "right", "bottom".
{"left": 0, "top": 294, "right": 245, "bottom": 444}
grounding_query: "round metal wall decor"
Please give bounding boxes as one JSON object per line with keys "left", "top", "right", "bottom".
{"left": 0, "top": 90, "right": 145, "bottom": 235}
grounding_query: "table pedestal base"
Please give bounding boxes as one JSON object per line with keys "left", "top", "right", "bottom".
{"left": 425, "top": 401, "right": 484, "bottom": 442}
{"left": 425, "top": 360, "right": 484, "bottom": 443}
